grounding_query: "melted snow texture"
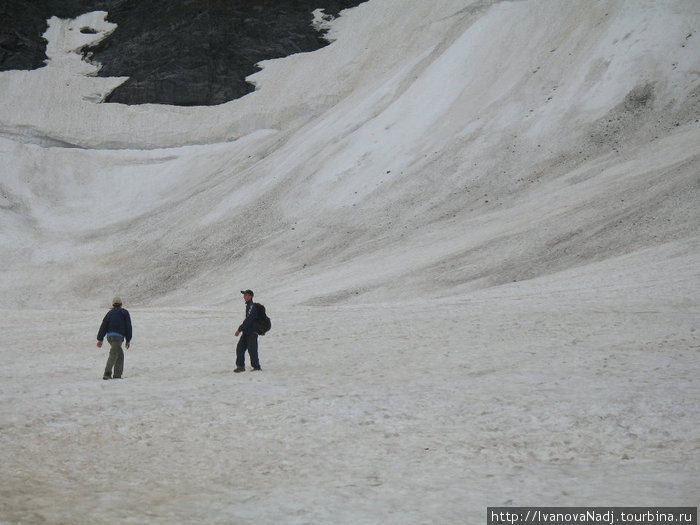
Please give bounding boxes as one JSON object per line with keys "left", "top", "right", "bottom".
{"left": 0, "top": 1, "right": 698, "bottom": 523}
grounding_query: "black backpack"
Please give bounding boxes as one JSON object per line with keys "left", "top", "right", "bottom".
{"left": 253, "top": 303, "right": 271, "bottom": 335}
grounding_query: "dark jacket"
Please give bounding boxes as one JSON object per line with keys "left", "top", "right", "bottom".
{"left": 97, "top": 306, "right": 133, "bottom": 342}
{"left": 238, "top": 300, "right": 258, "bottom": 334}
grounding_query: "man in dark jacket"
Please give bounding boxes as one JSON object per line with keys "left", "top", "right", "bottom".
{"left": 97, "top": 296, "right": 133, "bottom": 380}
{"left": 234, "top": 289, "right": 261, "bottom": 372}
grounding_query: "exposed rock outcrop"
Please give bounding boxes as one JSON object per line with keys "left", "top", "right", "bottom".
{"left": 0, "top": 0, "right": 364, "bottom": 105}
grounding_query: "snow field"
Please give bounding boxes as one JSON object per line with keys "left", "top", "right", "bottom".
{"left": 0, "top": 0, "right": 699, "bottom": 522}
{"left": 1, "top": 240, "right": 697, "bottom": 523}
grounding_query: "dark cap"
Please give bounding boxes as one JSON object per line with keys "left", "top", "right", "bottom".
{"left": 240, "top": 289, "right": 254, "bottom": 297}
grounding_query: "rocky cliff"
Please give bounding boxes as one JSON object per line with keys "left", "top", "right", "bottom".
{"left": 0, "top": 0, "right": 364, "bottom": 105}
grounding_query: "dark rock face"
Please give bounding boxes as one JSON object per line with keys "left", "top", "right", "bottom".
{"left": 0, "top": 0, "right": 365, "bottom": 105}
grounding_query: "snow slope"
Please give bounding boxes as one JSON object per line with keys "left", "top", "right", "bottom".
{"left": 0, "top": 1, "right": 698, "bottom": 523}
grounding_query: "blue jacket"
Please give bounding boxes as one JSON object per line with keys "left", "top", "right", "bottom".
{"left": 97, "top": 306, "right": 132, "bottom": 342}
{"left": 238, "top": 300, "right": 258, "bottom": 334}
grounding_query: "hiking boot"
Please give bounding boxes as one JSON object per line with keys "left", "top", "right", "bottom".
{"left": 250, "top": 367, "right": 262, "bottom": 372}
{"left": 234, "top": 367, "right": 246, "bottom": 373}
{"left": 103, "top": 375, "right": 111, "bottom": 380}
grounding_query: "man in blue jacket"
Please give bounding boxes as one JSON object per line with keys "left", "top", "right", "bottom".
{"left": 234, "top": 289, "right": 261, "bottom": 372}
{"left": 97, "top": 297, "right": 133, "bottom": 380}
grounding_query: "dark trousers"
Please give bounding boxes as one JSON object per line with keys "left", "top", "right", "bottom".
{"left": 104, "top": 336, "right": 125, "bottom": 378}
{"left": 236, "top": 332, "right": 260, "bottom": 369}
